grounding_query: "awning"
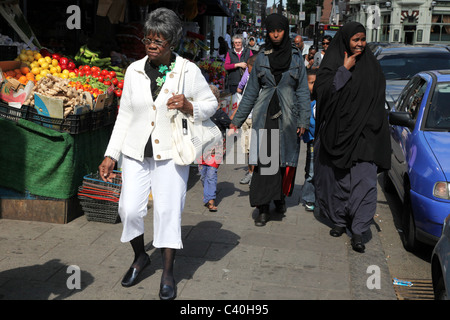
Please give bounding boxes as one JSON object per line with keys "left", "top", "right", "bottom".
{"left": 201, "top": 0, "right": 231, "bottom": 17}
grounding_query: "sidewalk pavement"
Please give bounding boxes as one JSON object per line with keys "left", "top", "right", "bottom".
{"left": 0, "top": 143, "right": 397, "bottom": 301}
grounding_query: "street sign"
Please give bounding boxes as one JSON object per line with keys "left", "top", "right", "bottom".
{"left": 299, "top": 11, "right": 305, "bottom": 21}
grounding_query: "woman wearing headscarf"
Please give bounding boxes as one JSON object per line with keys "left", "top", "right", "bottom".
{"left": 230, "top": 13, "right": 310, "bottom": 227}
{"left": 313, "top": 22, "right": 391, "bottom": 253}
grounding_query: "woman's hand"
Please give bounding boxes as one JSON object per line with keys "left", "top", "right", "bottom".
{"left": 343, "top": 51, "right": 361, "bottom": 70}
{"left": 297, "top": 127, "right": 305, "bottom": 137}
{"left": 99, "top": 156, "right": 116, "bottom": 182}
{"left": 228, "top": 123, "right": 239, "bottom": 135}
{"left": 167, "top": 93, "right": 193, "bottom": 115}
{"left": 235, "top": 62, "right": 247, "bottom": 69}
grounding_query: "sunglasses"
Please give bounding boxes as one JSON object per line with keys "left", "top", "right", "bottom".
{"left": 322, "top": 42, "right": 330, "bottom": 45}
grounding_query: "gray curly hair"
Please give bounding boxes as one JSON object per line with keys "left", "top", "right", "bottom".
{"left": 143, "top": 8, "right": 183, "bottom": 48}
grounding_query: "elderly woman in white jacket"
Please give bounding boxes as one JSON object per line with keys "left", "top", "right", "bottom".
{"left": 99, "top": 8, "right": 217, "bottom": 300}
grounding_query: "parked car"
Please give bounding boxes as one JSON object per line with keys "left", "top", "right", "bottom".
{"left": 384, "top": 69, "right": 450, "bottom": 251}
{"left": 431, "top": 213, "right": 450, "bottom": 300}
{"left": 372, "top": 44, "right": 450, "bottom": 109}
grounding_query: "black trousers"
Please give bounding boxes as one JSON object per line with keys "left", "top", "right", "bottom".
{"left": 314, "top": 138, "right": 378, "bottom": 235}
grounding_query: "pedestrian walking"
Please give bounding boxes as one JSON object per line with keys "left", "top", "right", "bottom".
{"left": 224, "top": 34, "right": 253, "bottom": 94}
{"left": 217, "top": 36, "right": 229, "bottom": 60}
{"left": 98, "top": 8, "right": 217, "bottom": 299}
{"left": 229, "top": 13, "right": 311, "bottom": 227}
{"left": 300, "top": 68, "right": 317, "bottom": 212}
{"left": 312, "top": 21, "right": 390, "bottom": 253}
{"left": 199, "top": 85, "right": 231, "bottom": 212}
{"left": 312, "top": 35, "right": 332, "bottom": 69}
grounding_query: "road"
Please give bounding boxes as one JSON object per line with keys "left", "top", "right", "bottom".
{"left": 375, "top": 174, "right": 435, "bottom": 299}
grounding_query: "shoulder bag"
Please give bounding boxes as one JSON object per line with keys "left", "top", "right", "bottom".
{"left": 167, "top": 58, "right": 222, "bottom": 166}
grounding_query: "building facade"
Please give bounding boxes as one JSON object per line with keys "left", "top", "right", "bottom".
{"left": 345, "top": 0, "right": 450, "bottom": 44}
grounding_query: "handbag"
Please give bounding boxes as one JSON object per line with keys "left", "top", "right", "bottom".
{"left": 167, "top": 58, "right": 223, "bottom": 166}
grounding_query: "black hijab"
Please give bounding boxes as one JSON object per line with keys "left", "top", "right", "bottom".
{"left": 264, "top": 14, "right": 292, "bottom": 118}
{"left": 313, "top": 21, "right": 390, "bottom": 170}
{"left": 264, "top": 13, "right": 292, "bottom": 77}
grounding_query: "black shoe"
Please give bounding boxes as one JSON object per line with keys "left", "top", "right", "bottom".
{"left": 159, "top": 280, "right": 177, "bottom": 300}
{"left": 329, "top": 225, "right": 346, "bottom": 237}
{"left": 121, "top": 255, "right": 150, "bottom": 287}
{"left": 274, "top": 200, "right": 286, "bottom": 214}
{"left": 351, "top": 234, "right": 365, "bottom": 253}
{"left": 255, "top": 213, "right": 270, "bottom": 226}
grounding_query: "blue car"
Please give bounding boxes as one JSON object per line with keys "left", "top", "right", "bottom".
{"left": 384, "top": 70, "right": 450, "bottom": 252}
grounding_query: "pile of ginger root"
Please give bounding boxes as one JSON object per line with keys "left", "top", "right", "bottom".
{"left": 24, "top": 75, "right": 89, "bottom": 118}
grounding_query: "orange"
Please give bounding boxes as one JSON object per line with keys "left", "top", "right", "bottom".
{"left": 26, "top": 73, "right": 35, "bottom": 80}
{"left": 18, "top": 76, "right": 28, "bottom": 84}
{"left": 21, "top": 66, "right": 30, "bottom": 74}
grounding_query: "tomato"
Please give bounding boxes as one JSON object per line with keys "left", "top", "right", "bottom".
{"left": 112, "top": 78, "right": 119, "bottom": 86}
{"left": 103, "top": 80, "right": 112, "bottom": 86}
{"left": 98, "top": 76, "right": 104, "bottom": 82}
{"left": 78, "top": 70, "right": 85, "bottom": 76}
{"left": 67, "top": 62, "right": 76, "bottom": 70}
{"left": 101, "top": 69, "right": 109, "bottom": 76}
{"left": 60, "top": 57, "right": 69, "bottom": 65}
{"left": 109, "top": 71, "right": 116, "bottom": 78}
{"left": 52, "top": 53, "right": 61, "bottom": 61}
{"left": 117, "top": 81, "right": 123, "bottom": 89}
{"left": 73, "top": 69, "right": 79, "bottom": 75}
{"left": 114, "top": 88, "right": 122, "bottom": 97}
{"left": 85, "top": 70, "right": 91, "bottom": 76}
{"left": 83, "top": 65, "right": 91, "bottom": 72}
{"left": 91, "top": 66, "right": 100, "bottom": 73}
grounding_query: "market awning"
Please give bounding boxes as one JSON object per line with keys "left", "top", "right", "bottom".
{"left": 201, "top": 0, "right": 231, "bottom": 17}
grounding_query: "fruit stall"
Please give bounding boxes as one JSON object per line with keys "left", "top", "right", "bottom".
{"left": 0, "top": 2, "right": 127, "bottom": 223}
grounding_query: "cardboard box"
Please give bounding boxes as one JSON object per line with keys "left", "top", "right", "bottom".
{"left": 0, "top": 61, "right": 34, "bottom": 108}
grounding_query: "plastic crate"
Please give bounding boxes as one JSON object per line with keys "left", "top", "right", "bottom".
{"left": 77, "top": 171, "right": 122, "bottom": 224}
{"left": 26, "top": 106, "right": 92, "bottom": 134}
{"left": 0, "top": 101, "right": 29, "bottom": 122}
{"left": 91, "top": 104, "right": 118, "bottom": 131}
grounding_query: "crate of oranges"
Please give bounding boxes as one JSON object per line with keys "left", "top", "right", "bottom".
{"left": 0, "top": 61, "right": 35, "bottom": 109}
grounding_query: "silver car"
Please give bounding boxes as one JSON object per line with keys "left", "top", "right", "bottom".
{"left": 431, "top": 213, "right": 450, "bottom": 300}
{"left": 371, "top": 44, "right": 450, "bottom": 109}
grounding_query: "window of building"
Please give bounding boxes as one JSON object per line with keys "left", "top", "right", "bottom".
{"left": 430, "top": 14, "right": 450, "bottom": 42}
{"left": 380, "top": 14, "right": 391, "bottom": 42}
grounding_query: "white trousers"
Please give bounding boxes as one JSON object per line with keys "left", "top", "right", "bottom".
{"left": 118, "top": 155, "right": 189, "bottom": 249}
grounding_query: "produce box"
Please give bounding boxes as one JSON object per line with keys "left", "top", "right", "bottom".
{"left": 0, "top": 61, "right": 34, "bottom": 107}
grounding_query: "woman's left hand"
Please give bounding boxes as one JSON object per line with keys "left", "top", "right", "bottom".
{"left": 297, "top": 127, "right": 305, "bottom": 137}
{"left": 167, "top": 93, "right": 193, "bottom": 115}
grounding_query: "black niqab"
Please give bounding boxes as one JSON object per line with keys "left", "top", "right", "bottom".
{"left": 313, "top": 21, "right": 390, "bottom": 170}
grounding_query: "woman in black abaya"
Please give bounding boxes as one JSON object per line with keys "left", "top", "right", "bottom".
{"left": 313, "top": 22, "right": 391, "bottom": 253}
{"left": 230, "top": 14, "right": 310, "bottom": 227}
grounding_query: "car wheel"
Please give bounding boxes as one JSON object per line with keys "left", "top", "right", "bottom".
{"left": 401, "top": 186, "right": 417, "bottom": 252}
{"left": 382, "top": 171, "right": 395, "bottom": 193}
{"left": 434, "top": 274, "right": 448, "bottom": 300}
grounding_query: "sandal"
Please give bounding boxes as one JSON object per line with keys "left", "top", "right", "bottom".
{"left": 204, "top": 200, "right": 218, "bottom": 212}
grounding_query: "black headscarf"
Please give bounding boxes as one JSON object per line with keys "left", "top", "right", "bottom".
{"left": 264, "top": 13, "right": 292, "bottom": 77}
{"left": 264, "top": 13, "right": 292, "bottom": 118}
{"left": 313, "top": 21, "right": 390, "bottom": 170}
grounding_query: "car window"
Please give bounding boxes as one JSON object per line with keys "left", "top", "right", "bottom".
{"left": 378, "top": 53, "right": 450, "bottom": 80}
{"left": 407, "top": 81, "right": 427, "bottom": 120}
{"left": 396, "top": 77, "right": 419, "bottom": 111}
{"left": 425, "top": 82, "right": 450, "bottom": 130}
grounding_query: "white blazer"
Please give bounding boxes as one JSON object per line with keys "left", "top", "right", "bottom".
{"left": 104, "top": 54, "right": 218, "bottom": 162}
